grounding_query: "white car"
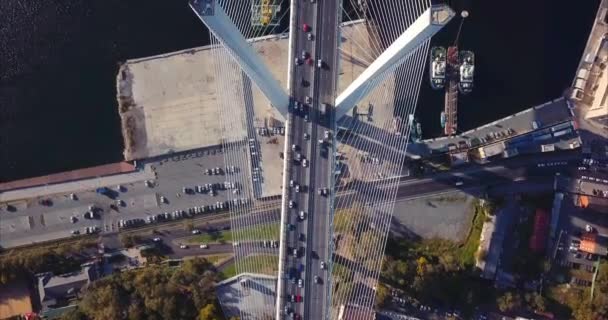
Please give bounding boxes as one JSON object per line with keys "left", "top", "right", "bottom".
{"left": 298, "top": 279, "right": 303, "bottom": 288}
{"left": 289, "top": 201, "right": 295, "bottom": 208}
{"left": 160, "top": 196, "right": 167, "bottom": 203}
{"left": 302, "top": 159, "right": 308, "bottom": 167}
{"left": 192, "top": 229, "right": 201, "bottom": 235}
{"left": 153, "top": 237, "right": 162, "bottom": 242}
{"left": 320, "top": 261, "right": 326, "bottom": 269}
{"left": 324, "top": 130, "right": 330, "bottom": 139}
{"left": 179, "top": 244, "right": 188, "bottom": 249}
{"left": 200, "top": 244, "right": 209, "bottom": 249}
{"left": 299, "top": 211, "right": 306, "bottom": 220}
{"left": 233, "top": 242, "right": 241, "bottom": 247}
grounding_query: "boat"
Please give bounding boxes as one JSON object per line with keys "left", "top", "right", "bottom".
{"left": 429, "top": 47, "right": 447, "bottom": 89}
{"left": 458, "top": 50, "right": 475, "bottom": 94}
{"left": 440, "top": 111, "right": 446, "bottom": 128}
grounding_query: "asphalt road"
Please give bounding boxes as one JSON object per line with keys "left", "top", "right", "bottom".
{"left": 304, "top": 0, "right": 340, "bottom": 319}
{"left": 280, "top": 0, "right": 320, "bottom": 318}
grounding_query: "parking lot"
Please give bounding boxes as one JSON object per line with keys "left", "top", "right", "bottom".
{"left": 0, "top": 146, "right": 253, "bottom": 248}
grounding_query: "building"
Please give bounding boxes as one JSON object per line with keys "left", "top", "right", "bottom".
{"left": 580, "top": 233, "right": 608, "bottom": 256}
{"left": 529, "top": 209, "right": 550, "bottom": 253}
{"left": 37, "top": 264, "right": 98, "bottom": 312}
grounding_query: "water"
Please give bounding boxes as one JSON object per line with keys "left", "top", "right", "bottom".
{"left": 418, "top": 0, "right": 600, "bottom": 137}
{"left": 0, "top": 0, "right": 600, "bottom": 181}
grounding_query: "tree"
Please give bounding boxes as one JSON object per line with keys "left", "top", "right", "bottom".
{"left": 199, "top": 303, "right": 222, "bottom": 320}
{"left": 375, "top": 283, "right": 390, "bottom": 308}
{"left": 184, "top": 220, "right": 195, "bottom": 232}
{"left": 497, "top": 291, "right": 520, "bottom": 312}
{"left": 524, "top": 292, "right": 546, "bottom": 312}
{"left": 119, "top": 234, "right": 141, "bottom": 248}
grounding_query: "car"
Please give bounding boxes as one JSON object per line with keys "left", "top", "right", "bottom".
{"left": 290, "top": 294, "right": 296, "bottom": 302}
{"left": 200, "top": 244, "right": 209, "bottom": 249}
{"left": 304, "top": 114, "right": 310, "bottom": 122}
{"left": 302, "top": 23, "right": 310, "bottom": 32}
{"left": 292, "top": 144, "right": 298, "bottom": 151}
{"left": 307, "top": 33, "right": 313, "bottom": 41}
{"left": 302, "top": 159, "right": 308, "bottom": 167}
{"left": 318, "top": 139, "right": 324, "bottom": 145}
{"left": 296, "top": 295, "right": 302, "bottom": 302}
{"left": 70, "top": 216, "right": 77, "bottom": 223}
{"left": 301, "top": 50, "right": 308, "bottom": 60}
{"left": 295, "top": 153, "right": 302, "bottom": 161}
{"left": 305, "top": 96, "right": 312, "bottom": 104}
{"left": 233, "top": 242, "right": 241, "bottom": 247}
{"left": 294, "top": 57, "right": 302, "bottom": 65}
{"left": 288, "top": 223, "right": 296, "bottom": 231}
{"left": 293, "top": 248, "right": 298, "bottom": 257}
{"left": 317, "top": 59, "right": 323, "bottom": 68}
{"left": 289, "top": 180, "right": 295, "bottom": 187}
{"left": 314, "top": 275, "right": 321, "bottom": 283}
{"left": 153, "top": 237, "right": 162, "bottom": 242}
{"left": 179, "top": 244, "right": 188, "bottom": 249}
{"left": 298, "top": 278, "right": 303, "bottom": 288}
{"left": 304, "top": 133, "right": 310, "bottom": 140}
{"left": 299, "top": 233, "right": 306, "bottom": 241}
{"left": 306, "top": 57, "right": 313, "bottom": 65}
{"left": 295, "top": 185, "right": 300, "bottom": 193}
{"left": 324, "top": 130, "right": 330, "bottom": 139}
{"left": 159, "top": 196, "right": 167, "bottom": 203}
{"left": 320, "top": 261, "right": 326, "bottom": 269}
{"left": 192, "top": 229, "right": 201, "bottom": 235}
{"left": 318, "top": 188, "right": 328, "bottom": 196}
{"left": 289, "top": 200, "right": 296, "bottom": 208}
{"left": 71, "top": 230, "right": 80, "bottom": 235}
{"left": 299, "top": 211, "right": 306, "bottom": 220}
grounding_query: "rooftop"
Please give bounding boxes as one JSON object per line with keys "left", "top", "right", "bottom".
{"left": 37, "top": 264, "right": 97, "bottom": 310}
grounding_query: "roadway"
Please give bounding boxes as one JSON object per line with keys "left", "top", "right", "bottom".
{"left": 281, "top": 0, "right": 319, "bottom": 318}
{"left": 305, "top": 0, "right": 340, "bottom": 319}
{"left": 1, "top": 150, "right": 581, "bottom": 253}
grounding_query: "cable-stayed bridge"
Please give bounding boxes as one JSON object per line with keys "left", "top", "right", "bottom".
{"left": 189, "top": 0, "right": 454, "bottom": 319}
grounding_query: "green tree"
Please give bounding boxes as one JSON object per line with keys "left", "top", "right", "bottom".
{"left": 119, "top": 234, "right": 141, "bottom": 248}
{"left": 184, "top": 220, "right": 195, "bottom": 232}
{"left": 497, "top": 291, "right": 520, "bottom": 312}
{"left": 375, "top": 283, "right": 390, "bottom": 308}
{"left": 59, "top": 309, "right": 87, "bottom": 320}
{"left": 199, "top": 303, "right": 222, "bottom": 320}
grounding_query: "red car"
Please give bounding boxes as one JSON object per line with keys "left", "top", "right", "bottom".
{"left": 294, "top": 314, "right": 301, "bottom": 320}
{"left": 306, "top": 58, "right": 313, "bottom": 66}
{"left": 296, "top": 295, "right": 302, "bottom": 302}
{"left": 302, "top": 23, "right": 310, "bottom": 32}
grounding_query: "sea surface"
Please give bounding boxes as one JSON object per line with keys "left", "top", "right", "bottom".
{"left": 0, "top": 0, "right": 600, "bottom": 181}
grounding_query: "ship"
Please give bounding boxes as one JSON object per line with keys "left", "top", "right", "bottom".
{"left": 440, "top": 111, "right": 446, "bottom": 129}
{"left": 458, "top": 50, "right": 475, "bottom": 94}
{"left": 429, "top": 47, "right": 447, "bottom": 90}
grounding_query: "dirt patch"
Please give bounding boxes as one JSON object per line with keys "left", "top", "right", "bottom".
{"left": 0, "top": 280, "right": 33, "bottom": 319}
